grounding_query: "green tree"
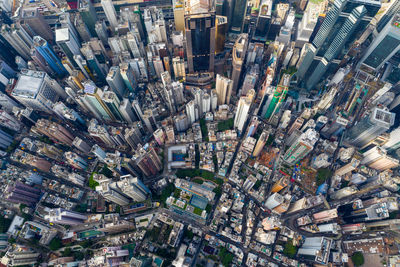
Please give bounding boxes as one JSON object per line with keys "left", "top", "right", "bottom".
{"left": 88, "top": 172, "right": 99, "bottom": 189}
{"left": 352, "top": 252, "right": 364, "bottom": 266}
{"left": 49, "top": 238, "right": 62, "bottom": 251}
{"left": 283, "top": 241, "right": 298, "bottom": 258}
{"left": 62, "top": 247, "right": 72, "bottom": 257}
{"left": 218, "top": 247, "right": 233, "bottom": 267}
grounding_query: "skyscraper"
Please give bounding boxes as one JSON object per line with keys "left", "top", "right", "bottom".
{"left": 234, "top": 90, "right": 253, "bottom": 133}
{"left": 283, "top": 128, "right": 319, "bottom": 165}
{"left": 106, "top": 66, "right": 126, "bottom": 99}
{"left": 358, "top": 13, "right": 400, "bottom": 71}
{"left": 344, "top": 107, "right": 395, "bottom": 148}
{"left": 252, "top": 129, "right": 269, "bottom": 157}
{"left": 231, "top": 34, "right": 248, "bottom": 95}
{"left": 20, "top": 8, "right": 53, "bottom": 43}
{"left": 79, "top": 0, "right": 98, "bottom": 37}
{"left": 262, "top": 74, "right": 290, "bottom": 120}
{"left": 253, "top": 0, "right": 272, "bottom": 42}
{"left": 0, "top": 24, "right": 33, "bottom": 61}
{"left": 297, "top": 0, "right": 381, "bottom": 89}
{"left": 216, "top": 74, "right": 233, "bottom": 105}
{"left": 45, "top": 208, "right": 88, "bottom": 225}
{"left": 33, "top": 36, "right": 67, "bottom": 78}
{"left": 12, "top": 69, "right": 67, "bottom": 113}
{"left": 229, "top": 0, "right": 248, "bottom": 33}
{"left": 56, "top": 27, "right": 82, "bottom": 67}
{"left": 185, "top": 8, "right": 216, "bottom": 73}
{"left": 116, "top": 174, "right": 150, "bottom": 202}
{"left": 101, "top": 0, "right": 119, "bottom": 31}
{"left": 306, "top": 5, "right": 367, "bottom": 89}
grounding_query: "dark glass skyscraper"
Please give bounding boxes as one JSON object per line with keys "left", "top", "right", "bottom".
{"left": 185, "top": 12, "right": 216, "bottom": 73}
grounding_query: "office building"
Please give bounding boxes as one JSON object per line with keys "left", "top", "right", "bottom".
{"left": 45, "top": 208, "right": 88, "bottom": 225}
{"left": 216, "top": 74, "right": 233, "bottom": 105}
{"left": 12, "top": 69, "right": 67, "bottom": 113}
{"left": 358, "top": 13, "right": 400, "bottom": 71}
{"left": 119, "top": 98, "right": 137, "bottom": 123}
{"left": 72, "top": 137, "right": 91, "bottom": 154}
{"left": 65, "top": 151, "right": 88, "bottom": 170}
{"left": 376, "top": 0, "right": 400, "bottom": 32}
{"left": 283, "top": 128, "right": 319, "bottom": 165}
{"left": 1, "top": 246, "right": 40, "bottom": 266}
{"left": 120, "top": 62, "right": 137, "bottom": 92}
{"left": 0, "top": 24, "right": 33, "bottom": 61}
{"left": 262, "top": 74, "right": 290, "bottom": 120}
{"left": 96, "top": 178, "right": 131, "bottom": 205}
{"left": 116, "top": 174, "right": 150, "bottom": 202}
{"left": 33, "top": 119, "right": 74, "bottom": 146}
{"left": 344, "top": 107, "right": 395, "bottom": 148}
{"left": 271, "top": 176, "right": 289, "bottom": 193}
{"left": 101, "top": 0, "right": 119, "bottom": 31}
{"left": 131, "top": 146, "right": 162, "bottom": 177}
{"left": 20, "top": 8, "right": 53, "bottom": 43}
{"left": 361, "top": 146, "right": 399, "bottom": 171}
{"left": 296, "top": 0, "right": 326, "bottom": 43}
{"left": 102, "top": 91, "right": 124, "bottom": 122}
{"left": 185, "top": 11, "right": 216, "bottom": 73}
{"left": 253, "top": 0, "right": 272, "bottom": 41}
{"left": 56, "top": 27, "right": 82, "bottom": 67}
{"left": 288, "top": 117, "right": 304, "bottom": 135}
{"left": 81, "top": 82, "right": 114, "bottom": 121}
{"left": 215, "top": 15, "right": 227, "bottom": 53}
{"left": 231, "top": 34, "right": 248, "bottom": 95}
{"left": 107, "top": 66, "right": 126, "bottom": 99}
{"left": 33, "top": 36, "right": 67, "bottom": 77}
{"left": 230, "top": 0, "right": 248, "bottom": 33}
{"left": 298, "top": 0, "right": 380, "bottom": 89}
{"left": 234, "top": 91, "right": 252, "bottom": 133}
{"left": 265, "top": 193, "right": 284, "bottom": 210}
{"left": 253, "top": 129, "right": 269, "bottom": 157}
{"left": 173, "top": 0, "right": 185, "bottom": 32}
{"left": 298, "top": 237, "right": 332, "bottom": 265}
{"left": 79, "top": 0, "right": 98, "bottom": 37}
{"left": 3, "top": 182, "right": 41, "bottom": 206}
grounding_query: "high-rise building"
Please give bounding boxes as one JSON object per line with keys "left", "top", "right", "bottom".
{"left": 81, "top": 81, "right": 114, "bottom": 121}
{"left": 65, "top": 151, "right": 88, "bottom": 170}
{"left": 283, "top": 128, "right": 319, "bottom": 165}
{"left": 216, "top": 74, "right": 233, "bottom": 105}
{"left": 33, "top": 36, "right": 67, "bottom": 77}
{"left": 0, "top": 110, "right": 22, "bottom": 131}
{"left": 253, "top": 0, "right": 272, "bottom": 42}
{"left": 116, "top": 174, "right": 150, "bottom": 202}
{"left": 120, "top": 62, "right": 137, "bottom": 93}
{"left": 265, "top": 193, "right": 284, "bottom": 209}
{"left": 376, "top": 0, "right": 400, "bottom": 32}
{"left": 215, "top": 15, "right": 227, "bottom": 53}
{"left": 253, "top": 129, "right": 269, "bottom": 157}
{"left": 262, "top": 74, "right": 290, "bottom": 120}
{"left": 56, "top": 27, "right": 82, "bottom": 67}
{"left": 185, "top": 10, "right": 216, "bottom": 73}
{"left": 230, "top": 0, "right": 248, "bottom": 33}
{"left": 271, "top": 176, "right": 289, "bottom": 193}
{"left": 20, "top": 8, "right": 53, "bottom": 43}
{"left": 45, "top": 208, "right": 88, "bottom": 225}
{"left": 90, "top": 144, "right": 107, "bottom": 161}
{"left": 306, "top": 5, "right": 368, "bottom": 89}
{"left": 33, "top": 119, "right": 75, "bottom": 146}
{"left": 106, "top": 66, "right": 126, "bottom": 99}
{"left": 173, "top": 0, "right": 185, "bottom": 32}
{"left": 96, "top": 178, "right": 130, "bottom": 206}
{"left": 102, "top": 91, "right": 124, "bottom": 122}
{"left": 298, "top": 237, "right": 332, "bottom": 265}
{"left": 231, "top": 33, "right": 248, "bottom": 95}
{"left": 3, "top": 182, "right": 41, "bottom": 206}
{"left": 296, "top": 0, "right": 326, "bottom": 43}
{"left": 79, "top": 0, "right": 98, "bottom": 37}
{"left": 119, "top": 98, "right": 137, "bottom": 123}
{"left": 186, "top": 100, "right": 196, "bottom": 125}
{"left": 72, "top": 137, "right": 91, "bottom": 154}
{"left": 101, "top": 0, "right": 119, "bottom": 31}
{"left": 131, "top": 146, "right": 162, "bottom": 177}
{"left": 172, "top": 57, "right": 185, "bottom": 79}
{"left": 234, "top": 90, "right": 253, "bottom": 133}
{"left": 344, "top": 107, "right": 395, "bottom": 148}
{"left": 361, "top": 146, "right": 399, "bottom": 171}
{"left": 298, "top": 0, "right": 381, "bottom": 89}
{"left": 0, "top": 24, "right": 33, "bottom": 61}
{"left": 2, "top": 246, "right": 40, "bottom": 266}
{"left": 12, "top": 69, "right": 67, "bottom": 113}
{"left": 358, "top": 13, "right": 400, "bottom": 71}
